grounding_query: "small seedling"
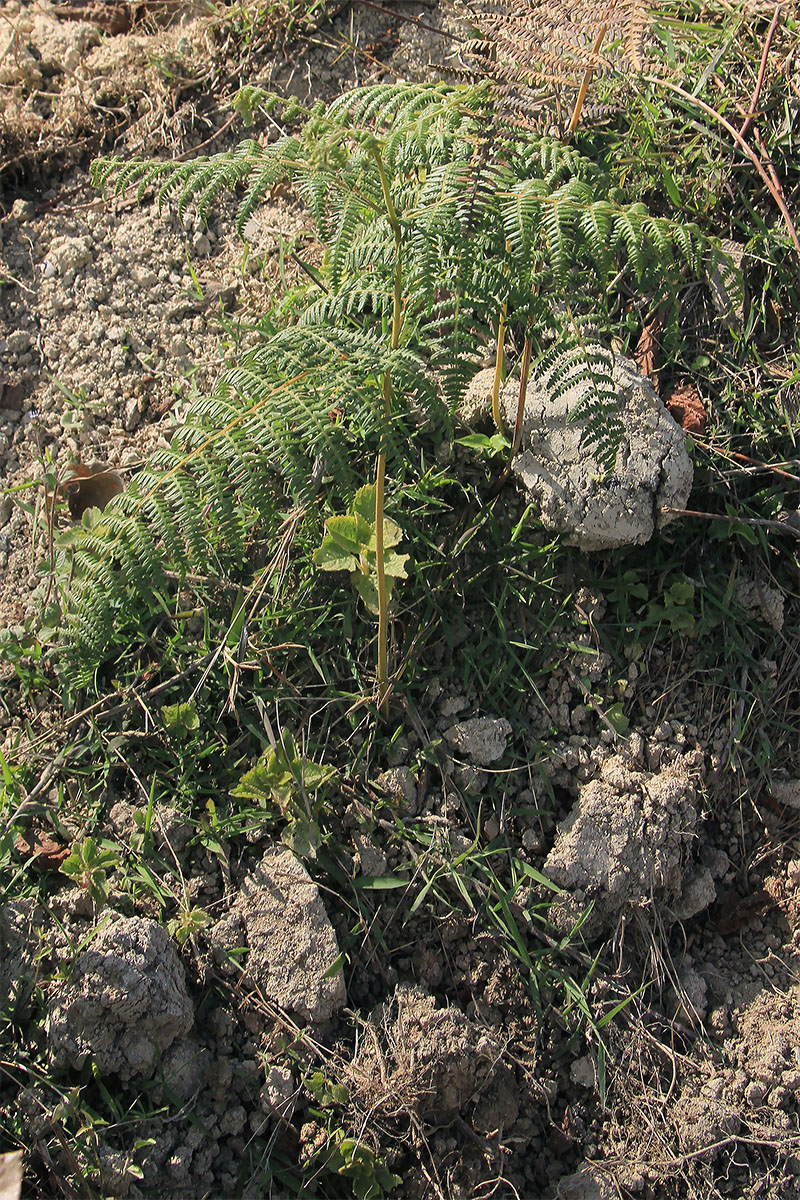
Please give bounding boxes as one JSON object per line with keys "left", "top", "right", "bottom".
{"left": 60, "top": 838, "right": 119, "bottom": 906}
{"left": 168, "top": 905, "right": 211, "bottom": 945}
{"left": 161, "top": 701, "right": 201, "bottom": 740}
{"left": 303, "top": 1072, "right": 400, "bottom": 1200}
{"left": 231, "top": 731, "right": 335, "bottom": 858}
{"left": 313, "top": 484, "right": 409, "bottom": 617}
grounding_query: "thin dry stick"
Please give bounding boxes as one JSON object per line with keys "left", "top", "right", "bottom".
{"left": 740, "top": 4, "right": 782, "bottom": 141}
{"left": 693, "top": 438, "right": 800, "bottom": 483}
{"left": 661, "top": 504, "right": 800, "bottom": 539}
{"left": 491, "top": 302, "right": 508, "bottom": 433}
{"left": 652, "top": 77, "right": 800, "bottom": 262}
{"left": 492, "top": 327, "right": 534, "bottom": 494}
{"left": 568, "top": 21, "right": 609, "bottom": 134}
{"left": 511, "top": 328, "right": 534, "bottom": 458}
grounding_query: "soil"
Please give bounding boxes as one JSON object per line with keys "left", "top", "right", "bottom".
{"left": 2, "top": 3, "right": 800, "bottom": 1200}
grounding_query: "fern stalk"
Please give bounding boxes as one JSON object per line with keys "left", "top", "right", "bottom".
{"left": 568, "top": 21, "right": 609, "bottom": 134}
{"left": 69, "top": 81, "right": 718, "bottom": 687}
{"left": 372, "top": 143, "right": 405, "bottom": 717}
{"left": 491, "top": 303, "right": 508, "bottom": 434}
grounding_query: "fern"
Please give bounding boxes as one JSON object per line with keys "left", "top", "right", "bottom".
{"left": 462, "top": 0, "right": 655, "bottom": 130}
{"left": 63, "top": 81, "right": 719, "bottom": 682}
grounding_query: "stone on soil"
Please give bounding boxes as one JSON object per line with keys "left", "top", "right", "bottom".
{"left": 210, "top": 846, "right": 345, "bottom": 1023}
{"left": 47, "top": 916, "right": 194, "bottom": 1080}
{"left": 443, "top": 715, "right": 511, "bottom": 765}
{"left": 544, "top": 754, "right": 713, "bottom": 932}
{"left": 495, "top": 351, "right": 693, "bottom": 550}
{"left": 346, "top": 984, "right": 501, "bottom": 1119}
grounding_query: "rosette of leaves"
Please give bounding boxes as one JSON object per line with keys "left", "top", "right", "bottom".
{"left": 231, "top": 732, "right": 336, "bottom": 857}
{"left": 60, "top": 837, "right": 119, "bottom": 907}
{"left": 313, "top": 484, "right": 409, "bottom": 616}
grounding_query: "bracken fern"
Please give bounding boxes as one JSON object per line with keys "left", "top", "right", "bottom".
{"left": 63, "top": 81, "right": 712, "bottom": 684}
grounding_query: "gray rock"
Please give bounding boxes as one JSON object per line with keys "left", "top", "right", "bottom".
{"left": 672, "top": 1093, "right": 741, "bottom": 1154}
{"left": 458, "top": 366, "right": 496, "bottom": 425}
{"left": 771, "top": 779, "right": 800, "bottom": 810}
{"left": 502, "top": 351, "right": 693, "bottom": 550}
{"left": 544, "top": 754, "right": 710, "bottom": 933}
{"left": 158, "top": 1036, "right": 209, "bottom": 1102}
{"left": 47, "top": 916, "right": 194, "bottom": 1080}
{"left": 672, "top": 864, "right": 716, "bottom": 921}
{"left": 124, "top": 397, "right": 141, "bottom": 432}
{"left": 211, "top": 846, "right": 345, "bottom": 1023}
{"left": 260, "top": 1064, "right": 296, "bottom": 1119}
{"left": 10, "top": 199, "right": 35, "bottom": 223}
{"left": 444, "top": 716, "right": 511, "bottom": 766}
{"left": 0, "top": 1152, "right": 23, "bottom": 1200}
{"left": 47, "top": 236, "right": 93, "bottom": 275}
{"left": 6, "top": 331, "right": 31, "bottom": 355}
{"left": 374, "top": 765, "right": 418, "bottom": 813}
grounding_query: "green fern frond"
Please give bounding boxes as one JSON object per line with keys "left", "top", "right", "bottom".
{"left": 72, "top": 79, "right": 720, "bottom": 681}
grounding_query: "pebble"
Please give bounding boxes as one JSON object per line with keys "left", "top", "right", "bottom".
{"left": 6, "top": 331, "right": 31, "bottom": 354}
{"left": 11, "top": 199, "right": 35, "bottom": 223}
{"left": 124, "top": 398, "right": 141, "bottom": 432}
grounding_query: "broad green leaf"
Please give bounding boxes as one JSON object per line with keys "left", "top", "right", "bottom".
{"left": 351, "top": 483, "right": 377, "bottom": 523}
{"left": 326, "top": 513, "right": 371, "bottom": 554}
{"left": 231, "top": 761, "right": 273, "bottom": 803}
{"left": 302, "top": 762, "right": 337, "bottom": 791}
{"left": 366, "top": 517, "right": 402, "bottom": 551}
{"left": 313, "top": 538, "right": 357, "bottom": 572}
{"left": 161, "top": 701, "right": 200, "bottom": 738}
{"left": 353, "top": 573, "right": 380, "bottom": 615}
{"left": 382, "top": 550, "right": 409, "bottom": 578}
{"left": 604, "top": 702, "right": 629, "bottom": 735}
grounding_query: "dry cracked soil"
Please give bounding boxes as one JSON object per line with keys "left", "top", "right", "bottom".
{"left": 2, "top": 3, "right": 800, "bottom": 1199}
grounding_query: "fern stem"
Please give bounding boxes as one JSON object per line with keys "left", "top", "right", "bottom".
{"left": 491, "top": 303, "right": 508, "bottom": 434}
{"left": 568, "top": 22, "right": 608, "bottom": 135}
{"left": 372, "top": 144, "right": 405, "bottom": 717}
{"left": 511, "top": 326, "right": 533, "bottom": 459}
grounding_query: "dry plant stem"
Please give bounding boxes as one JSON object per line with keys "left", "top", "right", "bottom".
{"left": 661, "top": 505, "right": 800, "bottom": 539}
{"left": 651, "top": 77, "right": 800, "bottom": 263}
{"left": 695, "top": 438, "right": 800, "bottom": 482}
{"left": 740, "top": 4, "right": 782, "bottom": 141}
{"left": 512, "top": 328, "right": 533, "bottom": 457}
{"left": 495, "top": 327, "right": 533, "bottom": 492}
{"left": 373, "top": 146, "right": 405, "bottom": 718}
{"left": 568, "top": 21, "right": 608, "bottom": 134}
{"left": 491, "top": 303, "right": 508, "bottom": 433}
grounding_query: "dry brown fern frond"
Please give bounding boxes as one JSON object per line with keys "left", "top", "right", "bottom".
{"left": 461, "top": 0, "right": 654, "bottom": 129}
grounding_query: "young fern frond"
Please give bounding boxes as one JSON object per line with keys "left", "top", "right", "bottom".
{"left": 68, "top": 80, "right": 724, "bottom": 681}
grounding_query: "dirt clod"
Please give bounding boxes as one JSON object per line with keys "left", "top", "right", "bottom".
{"left": 345, "top": 984, "right": 504, "bottom": 1121}
{"left": 46, "top": 915, "right": 193, "bottom": 1080}
{"left": 544, "top": 753, "right": 711, "bottom": 932}
{"left": 502, "top": 352, "right": 693, "bottom": 550}
{"left": 210, "top": 845, "right": 346, "bottom": 1023}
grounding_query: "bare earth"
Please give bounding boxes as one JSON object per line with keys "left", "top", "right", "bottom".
{"left": 2, "top": 3, "right": 800, "bottom": 1199}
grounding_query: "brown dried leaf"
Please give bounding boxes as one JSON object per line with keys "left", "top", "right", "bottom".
{"left": 57, "top": 460, "right": 125, "bottom": 522}
{"left": 15, "top": 828, "right": 71, "bottom": 872}
{"left": 633, "top": 317, "right": 662, "bottom": 391}
{"left": 665, "top": 382, "right": 707, "bottom": 435}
